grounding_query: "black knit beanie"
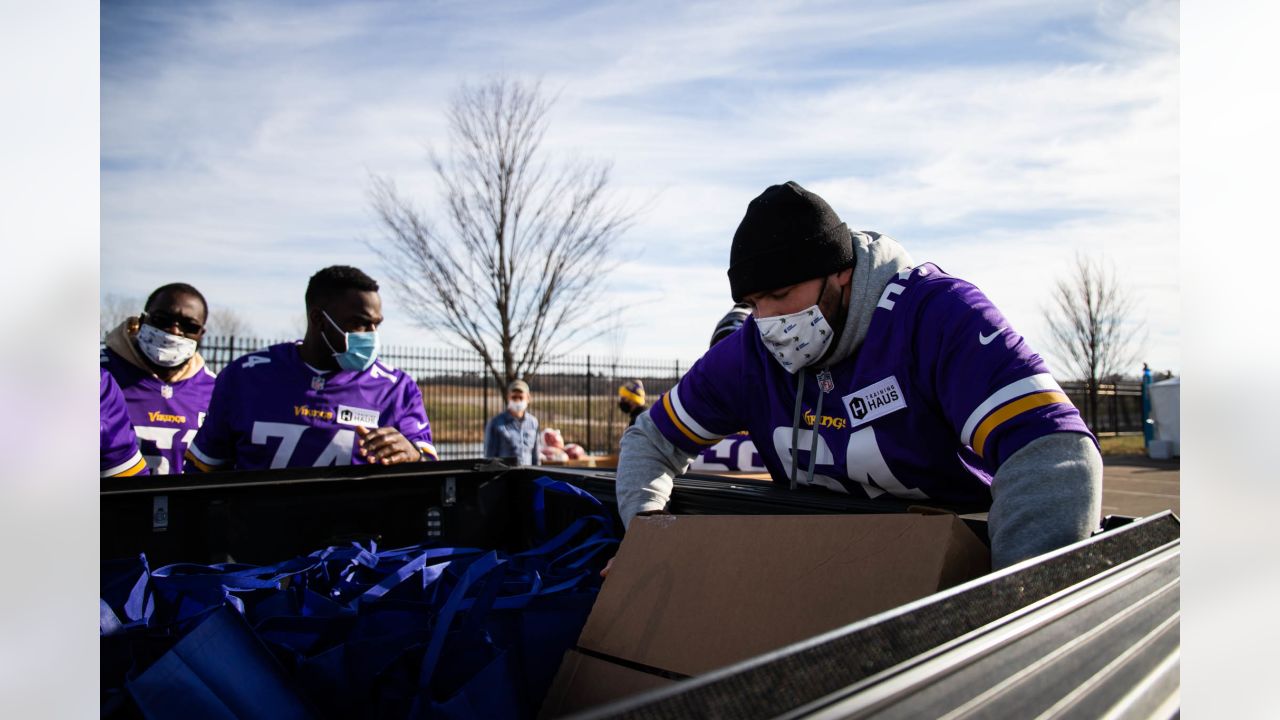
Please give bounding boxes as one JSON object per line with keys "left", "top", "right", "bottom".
{"left": 727, "top": 181, "right": 853, "bottom": 302}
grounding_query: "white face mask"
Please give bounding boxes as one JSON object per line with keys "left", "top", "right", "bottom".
{"left": 508, "top": 400, "right": 528, "bottom": 413}
{"left": 756, "top": 304, "right": 835, "bottom": 373}
{"left": 136, "top": 323, "right": 198, "bottom": 368}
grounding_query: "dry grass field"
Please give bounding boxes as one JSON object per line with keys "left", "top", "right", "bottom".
{"left": 420, "top": 383, "right": 662, "bottom": 453}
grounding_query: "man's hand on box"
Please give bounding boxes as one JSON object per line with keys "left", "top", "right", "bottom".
{"left": 356, "top": 425, "right": 421, "bottom": 465}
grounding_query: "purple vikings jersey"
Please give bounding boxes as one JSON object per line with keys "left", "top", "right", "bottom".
{"left": 101, "top": 345, "right": 216, "bottom": 475}
{"left": 651, "top": 264, "right": 1093, "bottom": 506}
{"left": 691, "top": 432, "right": 767, "bottom": 473}
{"left": 100, "top": 368, "right": 148, "bottom": 478}
{"left": 187, "top": 342, "right": 437, "bottom": 471}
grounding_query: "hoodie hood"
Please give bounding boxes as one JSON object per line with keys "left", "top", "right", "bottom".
{"left": 825, "top": 230, "right": 915, "bottom": 366}
{"left": 105, "top": 317, "right": 207, "bottom": 382}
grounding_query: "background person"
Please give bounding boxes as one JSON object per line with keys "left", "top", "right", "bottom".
{"left": 709, "top": 302, "right": 752, "bottom": 348}
{"left": 690, "top": 303, "right": 766, "bottom": 473}
{"left": 616, "top": 379, "right": 646, "bottom": 428}
{"left": 484, "top": 379, "right": 540, "bottom": 466}
{"left": 186, "top": 265, "right": 437, "bottom": 471}
{"left": 100, "top": 368, "right": 148, "bottom": 478}
{"left": 616, "top": 180, "right": 1102, "bottom": 570}
{"left": 101, "top": 282, "right": 217, "bottom": 474}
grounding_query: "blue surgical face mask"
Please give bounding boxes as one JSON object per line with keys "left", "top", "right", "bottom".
{"left": 321, "top": 310, "right": 380, "bottom": 372}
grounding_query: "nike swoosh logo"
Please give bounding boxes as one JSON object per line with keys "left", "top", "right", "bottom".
{"left": 978, "top": 327, "right": 1007, "bottom": 345}
{"left": 417, "top": 421, "right": 429, "bottom": 429}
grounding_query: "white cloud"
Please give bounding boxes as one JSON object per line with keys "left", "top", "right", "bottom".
{"left": 102, "top": 0, "right": 1179, "bottom": 373}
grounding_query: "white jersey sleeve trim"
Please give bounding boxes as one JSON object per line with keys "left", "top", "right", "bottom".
{"left": 669, "top": 382, "right": 720, "bottom": 443}
{"left": 102, "top": 450, "right": 145, "bottom": 478}
{"left": 960, "top": 373, "right": 1063, "bottom": 446}
{"left": 187, "top": 442, "right": 228, "bottom": 467}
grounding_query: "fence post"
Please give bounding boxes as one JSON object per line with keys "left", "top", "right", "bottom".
{"left": 1111, "top": 382, "right": 1119, "bottom": 435}
{"left": 586, "top": 356, "right": 592, "bottom": 455}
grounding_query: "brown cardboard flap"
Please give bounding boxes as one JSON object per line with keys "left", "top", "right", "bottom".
{"left": 939, "top": 515, "right": 994, "bottom": 589}
{"left": 578, "top": 514, "right": 990, "bottom": 677}
{"left": 538, "top": 649, "right": 674, "bottom": 720}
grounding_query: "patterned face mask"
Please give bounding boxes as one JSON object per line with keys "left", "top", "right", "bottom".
{"left": 755, "top": 276, "right": 835, "bottom": 374}
{"left": 136, "top": 323, "right": 198, "bottom": 368}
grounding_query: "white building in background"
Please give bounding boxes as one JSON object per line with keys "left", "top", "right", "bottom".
{"left": 1148, "top": 378, "right": 1180, "bottom": 459}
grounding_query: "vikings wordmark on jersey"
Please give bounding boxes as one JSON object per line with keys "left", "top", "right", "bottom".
{"left": 651, "top": 264, "right": 1092, "bottom": 506}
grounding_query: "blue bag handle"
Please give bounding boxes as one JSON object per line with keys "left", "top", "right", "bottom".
{"left": 358, "top": 547, "right": 480, "bottom": 604}
{"left": 517, "top": 514, "right": 609, "bottom": 562}
{"left": 150, "top": 564, "right": 287, "bottom": 592}
{"left": 486, "top": 570, "right": 596, "bottom": 611}
{"left": 415, "top": 551, "right": 507, "bottom": 691}
{"left": 532, "top": 477, "right": 603, "bottom": 541}
{"left": 550, "top": 537, "right": 620, "bottom": 572}
{"left": 101, "top": 598, "right": 125, "bottom": 636}
{"left": 124, "top": 554, "right": 154, "bottom": 624}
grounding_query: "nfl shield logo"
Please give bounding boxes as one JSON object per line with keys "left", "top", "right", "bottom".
{"left": 311, "top": 376, "right": 325, "bottom": 391}
{"left": 817, "top": 370, "right": 834, "bottom": 394}
{"left": 160, "top": 384, "right": 173, "bottom": 399}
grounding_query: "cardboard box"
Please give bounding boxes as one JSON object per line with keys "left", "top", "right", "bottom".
{"left": 539, "top": 513, "right": 990, "bottom": 718}
{"left": 538, "top": 649, "right": 675, "bottom": 718}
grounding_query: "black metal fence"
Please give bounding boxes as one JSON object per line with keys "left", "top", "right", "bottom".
{"left": 198, "top": 337, "right": 687, "bottom": 459}
{"left": 1059, "top": 380, "right": 1144, "bottom": 437}
{"left": 197, "top": 337, "right": 1142, "bottom": 459}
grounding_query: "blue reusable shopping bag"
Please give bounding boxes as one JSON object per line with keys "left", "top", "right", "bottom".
{"left": 103, "top": 475, "right": 620, "bottom": 720}
{"left": 409, "top": 552, "right": 523, "bottom": 719}
{"left": 127, "top": 606, "right": 318, "bottom": 720}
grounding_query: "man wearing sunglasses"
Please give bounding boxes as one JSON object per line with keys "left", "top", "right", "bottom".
{"left": 186, "top": 265, "right": 437, "bottom": 471}
{"left": 101, "top": 282, "right": 217, "bottom": 475}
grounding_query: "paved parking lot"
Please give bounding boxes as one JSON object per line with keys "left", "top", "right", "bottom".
{"left": 1101, "top": 455, "right": 1180, "bottom": 518}
{"left": 708, "top": 454, "right": 1181, "bottom": 520}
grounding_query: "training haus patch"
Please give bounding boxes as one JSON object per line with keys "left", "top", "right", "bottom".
{"left": 336, "top": 404, "right": 381, "bottom": 428}
{"left": 842, "top": 376, "right": 907, "bottom": 428}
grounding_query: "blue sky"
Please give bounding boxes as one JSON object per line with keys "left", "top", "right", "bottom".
{"left": 101, "top": 0, "right": 1179, "bottom": 373}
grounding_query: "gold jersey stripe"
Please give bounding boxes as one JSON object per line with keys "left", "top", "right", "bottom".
{"left": 184, "top": 450, "right": 215, "bottom": 473}
{"left": 972, "top": 391, "right": 1071, "bottom": 458}
{"left": 115, "top": 457, "right": 148, "bottom": 477}
{"left": 662, "top": 393, "right": 718, "bottom": 446}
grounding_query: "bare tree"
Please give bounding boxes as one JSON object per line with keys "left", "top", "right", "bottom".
{"left": 101, "top": 293, "right": 144, "bottom": 337}
{"left": 367, "top": 77, "right": 637, "bottom": 387}
{"left": 204, "top": 307, "right": 255, "bottom": 338}
{"left": 1043, "top": 253, "right": 1146, "bottom": 429}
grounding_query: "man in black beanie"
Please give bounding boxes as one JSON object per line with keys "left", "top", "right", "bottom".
{"left": 614, "top": 180, "right": 1103, "bottom": 571}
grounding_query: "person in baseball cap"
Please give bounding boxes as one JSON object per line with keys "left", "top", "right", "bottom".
{"left": 610, "top": 180, "right": 1103, "bottom": 574}
{"left": 483, "top": 378, "right": 540, "bottom": 466}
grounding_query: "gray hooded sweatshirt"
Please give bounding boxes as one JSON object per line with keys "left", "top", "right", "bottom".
{"left": 616, "top": 231, "right": 1102, "bottom": 569}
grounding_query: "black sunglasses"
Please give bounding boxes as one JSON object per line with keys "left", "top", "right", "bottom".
{"left": 143, "top": 312, "right": 204, "bottom": 335}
